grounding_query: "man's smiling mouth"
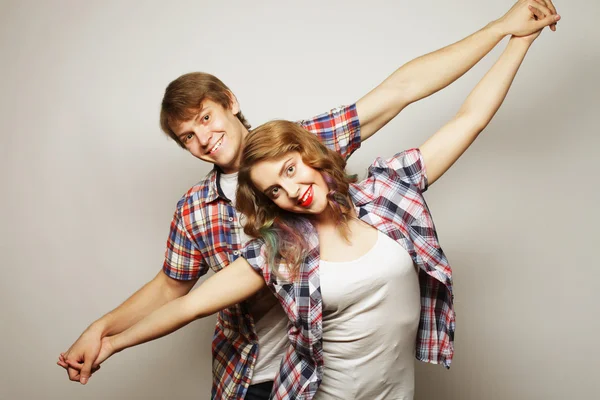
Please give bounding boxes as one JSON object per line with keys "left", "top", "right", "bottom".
{"left": 208, "top": 136, "right": 224, "bottom": 155}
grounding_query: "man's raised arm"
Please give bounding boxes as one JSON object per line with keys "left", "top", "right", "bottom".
{"left": 356, "top": 0, "right": 559, "bottom": 141}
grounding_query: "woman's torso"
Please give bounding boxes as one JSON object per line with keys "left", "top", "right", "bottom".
{"left": 314, "top": 222, "right": 421, "bottom": 400}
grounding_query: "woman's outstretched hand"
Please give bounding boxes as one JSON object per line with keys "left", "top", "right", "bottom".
{"left": 495, "top": 0, "right": 561, "bottom": 37}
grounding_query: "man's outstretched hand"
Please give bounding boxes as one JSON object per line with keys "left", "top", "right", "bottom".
{"left": 57, "top": 327, "right": 103, "bottom": 385}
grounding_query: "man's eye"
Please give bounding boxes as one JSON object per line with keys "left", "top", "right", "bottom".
{"left": 183, "top": 133, "right": 194, "bottom": 143}
{"left": 203, "top": 114, "right": 210, "bottom": 121}
{"left": 287, "top": 165, "right": 295, "bottom": 175}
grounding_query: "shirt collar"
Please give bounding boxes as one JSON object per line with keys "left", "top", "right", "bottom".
{"left": 205, "top": 166, "right": 229, "bottom": 203}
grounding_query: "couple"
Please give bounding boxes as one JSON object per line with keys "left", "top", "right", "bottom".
{"left": 58, "top": 2, "right": 560, "bottom": 399}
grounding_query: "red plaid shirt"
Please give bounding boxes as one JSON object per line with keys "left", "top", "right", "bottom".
{"left": 242, "top": 148, "right": 455, "bottom": 400}
{"left": 163, "top": 105, "right": 361, "bottom": 399}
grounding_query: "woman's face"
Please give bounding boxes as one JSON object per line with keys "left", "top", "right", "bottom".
{"left": 249, "top": 152, "right": 330, "bottom": 216}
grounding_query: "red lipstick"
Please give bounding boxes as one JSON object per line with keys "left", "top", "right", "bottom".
{"left": 298, "top": 185, "right": 313, "bottom": 207}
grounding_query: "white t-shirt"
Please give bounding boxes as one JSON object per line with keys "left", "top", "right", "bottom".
{"left": 219, "top": 172, "right": 289, "bottom": 384}
{"left": 316, "top": 231, "right": 421, "bottom": 400}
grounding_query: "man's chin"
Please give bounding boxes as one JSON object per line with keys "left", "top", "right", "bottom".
{"left": 215, "top": 159, "right": 238, "bottom": 174}
{"left": 198, "top": 150, "right": 239, "bottom": 173}
{"left": 199, "top": 154, "right": 228, "bottom": 169}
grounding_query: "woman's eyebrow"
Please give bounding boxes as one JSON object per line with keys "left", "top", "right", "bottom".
{"left": 262, "top": 157, "right": 293, "bottom": 195}
{"left": 278, "top": 157, "right": 293, "bottom": 177}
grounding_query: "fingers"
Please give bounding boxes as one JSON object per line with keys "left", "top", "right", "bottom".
{"left": 528, "top": 3, "right": 560, "bottom": 33}
{"left": 79, "top": 356, "right": 94, "bottom": 385}
{"left": 537, "top": 0, "right": 558, "bottom": 16}
{"left": 64, "top": 358, "right": 100, "bottom": 383}
{"left": 532, "top": 0, "right": 559, "bottom": 31}
{"left": 528, "top": 5, "right": 546, "bottom": 21}
{"left": 545, "top": 0, "right": 558, "bottom": 31}
{"left": 65, "top": 358, "right": 101, "bottom": 373}
{"left": 57, "top": 357, "right": 99, "bottom": 373}
{"left": 67, "top": 366, "right": 81, "bottom": 382}
{"left": 60, "top": 352, "right": 82, "bottom": 381}
{"left": 57, "top": 353, "right": 67, "bottom": 368}
{"left": 529, "top": 1, "right": 553, "bottom": 20}
{"left": 66, "top": 358, "right": 82, "bottom": 370}
{"left": 536, "top": 13, "right": 561, "bottom": 30}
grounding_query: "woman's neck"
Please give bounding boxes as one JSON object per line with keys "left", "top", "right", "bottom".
{"left": 312, "top": 204, "right": 358, "bottom": 241}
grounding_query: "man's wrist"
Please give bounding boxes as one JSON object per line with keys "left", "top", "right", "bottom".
{"left": 486, "top": 19, "right": 508, "bottom": 40}
{"left": 89, "top": 316, "right": 111, "bottom": 337}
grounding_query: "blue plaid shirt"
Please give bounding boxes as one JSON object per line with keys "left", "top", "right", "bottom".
{"left": 242, "top": 148, "right": 455, "bottom": 400}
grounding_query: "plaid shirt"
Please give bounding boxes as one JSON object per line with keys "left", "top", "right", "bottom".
{"left": 162, "top": 104, "right": 361, "bottom": 400}
{"left": 242, "top": 148, "right": 455, "bottom": 400}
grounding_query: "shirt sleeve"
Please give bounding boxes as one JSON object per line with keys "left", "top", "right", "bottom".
{"left": 376, "top": 148, "right": 429, "bottom": 192}
{"left": 298, "top": 104, "right": 361, "bottom": 160}
{"left": 162, "top": 205, "right": 209, "bottom": 281}
{"left": 240, "top": 238, "right": 273, "bottom": 284}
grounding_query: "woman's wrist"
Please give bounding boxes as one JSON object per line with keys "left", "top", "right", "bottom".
{"left": 107, "top": 333, "right": 123, "bottom": 354}
{"left": 508, "top": 34, "right": 535, "bottom": 49}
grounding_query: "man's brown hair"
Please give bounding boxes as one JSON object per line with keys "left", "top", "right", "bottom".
{"left": 160, "top": 72, "right": 251, "bottom": 148}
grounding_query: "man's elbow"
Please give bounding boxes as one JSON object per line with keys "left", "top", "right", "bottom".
{"left": 155, "top": 271, "right": 197, "bottom": 301}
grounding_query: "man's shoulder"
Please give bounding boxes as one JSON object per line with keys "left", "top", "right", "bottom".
{"left": 174, "top": 169, "right": 219, "bottom": 212}
{"left": 296, "top": 104, "right": 357, "bottom": 128}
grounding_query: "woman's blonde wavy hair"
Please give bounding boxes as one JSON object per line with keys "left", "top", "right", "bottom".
{"left": 236, "top": 120, "right": 356, "bottom": 279}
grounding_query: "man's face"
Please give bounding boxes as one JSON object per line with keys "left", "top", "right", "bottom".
{"left": 173, "top": 98, "right": 247, "bottom": 173}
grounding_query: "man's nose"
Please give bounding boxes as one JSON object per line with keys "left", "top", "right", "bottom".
{"left": 195, "top": 129, "right": 210, "bottom": 147}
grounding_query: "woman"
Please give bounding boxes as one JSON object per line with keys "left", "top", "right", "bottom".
{"left": 66, "top": 31, "right": 543, "bottom": 400}
{"left": 234, "top": 121, "right": 444, "bottom": 400}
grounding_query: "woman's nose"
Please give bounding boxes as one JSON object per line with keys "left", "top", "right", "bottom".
{"left": 282, "top": 182, "right": 300, "bottom": 199}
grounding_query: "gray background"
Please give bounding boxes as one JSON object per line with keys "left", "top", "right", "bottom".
{"left": 1, "top": 0, "right": 598, "bottom": 399}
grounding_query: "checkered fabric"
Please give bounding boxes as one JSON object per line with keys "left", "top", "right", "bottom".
{"left": 242, "top": 148, "right": 455, "bottom": 400}
{"left": 162, "top": 104, "right": 361, "bottom": 400}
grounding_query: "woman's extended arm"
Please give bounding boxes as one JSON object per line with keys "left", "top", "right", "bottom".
{"left": 419, "top": 32, "right": 548, "bottom": 186}
{"left": 68, "top": 257, "right": 266, "bottom": 370}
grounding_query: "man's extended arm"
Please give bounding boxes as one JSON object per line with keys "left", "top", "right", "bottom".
{"left": 65, "top": 258, "right": 265, "bottom": 376}
{"left": 356, "top": 0, "right": 559, "bottom": 141}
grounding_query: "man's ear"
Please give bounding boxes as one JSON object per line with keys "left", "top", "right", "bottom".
{"left": 227, "top": 91, "right": 240, "bottom": 115}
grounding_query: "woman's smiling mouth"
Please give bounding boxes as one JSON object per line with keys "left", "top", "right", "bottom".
{"left": 298, "top": 185, "right": 314, "bottom": 207}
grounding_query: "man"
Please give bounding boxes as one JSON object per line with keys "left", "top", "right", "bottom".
{"left": 58, "top": 2, "right": 559, "bottom": 399}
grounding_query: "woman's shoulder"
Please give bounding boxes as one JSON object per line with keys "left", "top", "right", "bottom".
{"left": 358, "top": 148, "right": 428, "bottom": 192}
{"left": 242, "top": 237, "right": 267, "bottom": 258}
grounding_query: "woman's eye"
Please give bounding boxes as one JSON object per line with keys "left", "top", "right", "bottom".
{"left": 183, "top": 133, "right": 194, "bottom": 143}
{"left": 203, "top": 114, "right": 210, "bottom": 121}
{"left": 271, "top": 187, "right": 280, "bottom": 197}
{"left": 287, "top": 165, "right": 295, "bottom": 175}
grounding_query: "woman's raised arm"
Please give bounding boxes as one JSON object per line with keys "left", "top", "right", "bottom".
{"left": 419, "top": 30, "right": 553, "bottom": 186}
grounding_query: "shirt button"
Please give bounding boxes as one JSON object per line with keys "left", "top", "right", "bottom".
{"left": 233, "top": 250, "right": 240, "bottom": 256}
{"left": 228, "top": 217, "right": 233, "bottom": 222}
